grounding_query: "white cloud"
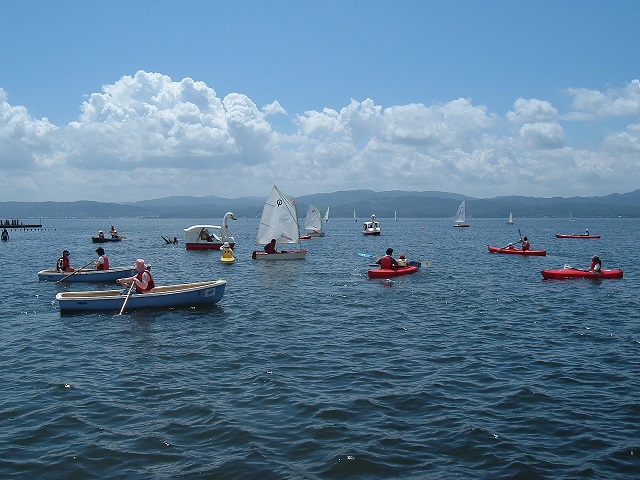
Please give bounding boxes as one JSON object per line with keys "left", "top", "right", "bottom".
{"left": 507, "top": 98, "right": 558, "bottom": 124}
{"left": 0, "top": 74, "right": 639, "bottom": 201}
{"left": 567, "top": 79, "right": 640, "bottom": 118}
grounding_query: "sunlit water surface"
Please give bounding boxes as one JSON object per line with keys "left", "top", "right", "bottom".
{"left": 1, "top": 217, "right": 639, "bottom": 479}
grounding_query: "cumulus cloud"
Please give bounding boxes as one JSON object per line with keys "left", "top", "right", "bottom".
{"left": 566, "top": 79, "right": 640, "bottom": 118}
{"left": 0, "top": 73, "right": 639, "bottom": 201}
{"left": 508, "top": 98, "right": 558, "bottom": 123}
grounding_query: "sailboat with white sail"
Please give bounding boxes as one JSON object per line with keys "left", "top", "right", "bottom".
{"left": 303, "top": 204, "right": 325, "bottom": 237}
{"left": 453, "top": 200, "right": 470, "bottom": 227}
{"left": 394, "top": 210, "right": 397, "bottom": 221}
{"left": 353, "top": 210, "right": 357, "bottom": 222}
{"left": 324, "top": 207, "right": 329, "bottom": 223}
{"left": 507, "top": 212, "right": 514, "bottom": 225}
{"left": 252, "top": 185, "right": 308, "bottom": 260}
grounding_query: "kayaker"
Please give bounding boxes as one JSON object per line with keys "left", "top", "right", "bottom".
{"left": 397, "top": 254, "right": 408, "bottom": 267}
{"left": 519, "top": 236, "right": 531, "bottom": 251}
{"left": 97, "top": 230, "right": 105, "bottom": 238}
{"left": 56, "top": 250, "right": 75, "bottom": 273}
{"left": 505, "top": 243, "right": 516, "bottom": 250}
{"left": 583, "top": 229, "right": 590, "bottom": 236}
{"left": 221, "top": 241, "right": 234, "bottom": 260}
{"left": 376, "top": 248, "right": 398, "bottom": 269}
{"left": 117, "top": 259, "right": 155, "bottom": 293}
{"left": 264, "top": 238, "right": 279, "bottom": 254}
{"left": 94, "top": 247, "right": 110, "bottom": 271}
{"left": 589, "top": 255, "right": 602, "bottom": 273}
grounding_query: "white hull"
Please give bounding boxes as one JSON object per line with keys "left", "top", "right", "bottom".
{"left": 252, "top": 250, "right": 308, "bottom": 260}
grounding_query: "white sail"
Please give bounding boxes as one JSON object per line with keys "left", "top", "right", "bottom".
{"left": 324, "top": 207, "right": 329, "bottom": 223}
{"left": 507, "top": 212, "right": 514, "bottom": 224}
{"left": 304, "top": 204, "right": 323, "bottom": 232}
{"left": 353, "top": 210, "right": 357, "bottom": 222}
{"left": 256, "top": 185, "right": 301, "bottom": 245}
{"left": 454, "top": 201, "right": 466, "bottom": 223}
{"left": 394, "top": 210, "right": 397, "bottom": 221}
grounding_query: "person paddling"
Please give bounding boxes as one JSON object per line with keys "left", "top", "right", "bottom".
{"left": 94, "top": 247, "right": 110, "bottom": 270}
{"left": 117, "top": 259, "right": 155, "bottom": 293}
{"left": 518, "top": 236, "right": 531, "bottom": 251}
{"left": 589, "top": 255, "right": 602, "bottom": 273}
{"left": 376, "top": 248, "right": 398, "bottom": 269}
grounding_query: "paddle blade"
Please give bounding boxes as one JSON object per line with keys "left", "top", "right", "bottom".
{"left": 357, "top": 252, "right": 373, "bottom": 258}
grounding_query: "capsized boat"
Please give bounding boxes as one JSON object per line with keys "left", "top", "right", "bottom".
{"left": 487, "top": 245, "right": 546, "bottom": 256}
{"left": 453, "top": 200, "right": 470, "bottom": 227}
{"left": 38, "top": 266, "right": 138, "bottom": 282}
{"left": 541, "top": 267, "right": 623, "bottom": 280}
{"left": 368, "top": 261, "right": 421, "bottom": 279}
{"left": 303, "top": 203, "right": 325, "bottom": 237}
{"left": 184, "top": 212, "right": 237, "bottom": 250}
{"left": 555, "top": 233, "right": 601, "bottom": 239}
{"left": 56, "top": 280, "right": 227, "bottom": 312}
{"left": 252, "top": 185, "right": 308, "bottom": 260}
{"left": 363, "top": 214, "right": 381, "bottom": 235}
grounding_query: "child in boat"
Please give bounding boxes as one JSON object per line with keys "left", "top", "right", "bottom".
{"left": 94, "top": 247, "right": 110, "bottom": 270}
{"left": 221, "top": 242, "right": 234, "bottom": 260}
{"left": 397, "top": 255, "right": 408, "bottom": 267}
{"left": 56, "top": 250, "right": 75, "bottom": 272}
{"left": 264, "top": 239, "right": 279, "bottom": 254}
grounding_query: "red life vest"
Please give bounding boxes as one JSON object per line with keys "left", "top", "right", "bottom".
{"left": 380, "top": 255, "right": 393, "bottom": 269}
{"left": 135, "top": 270, "right": 155, "bottom": 292}
{"left": 56, "top": 256, "right": 70, "bottom": 271}
{"left": 97, "top": 254, "right": 109, "bottom": 270}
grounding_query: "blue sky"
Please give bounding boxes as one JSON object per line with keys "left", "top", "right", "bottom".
{"left": 1, "top": 1, "right": 639, "bottom": 202}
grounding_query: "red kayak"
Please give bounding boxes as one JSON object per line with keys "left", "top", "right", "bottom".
{"left": 488, "top": 245, "right": 546, "bottom": 256}
{"left": 368, "top": 263, "right": 420, "bottom": 279}
{"left": 541, "top": 267, "right": 623, "bottom": 279}
{"left": 555, "top": 234, "right": 601, "bottom": 239}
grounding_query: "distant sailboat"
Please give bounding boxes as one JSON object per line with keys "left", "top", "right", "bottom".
{"left": 507, "top": 212, "right": 514, "bottom": 225}
{"left": 324, "top": 207, "right": 329, "bottom": 223}
{"left": 353, "top": 210, "right": 357, "bottom": 222}
{"left": 453, "top": 200, "right": 470, "bottom": 227}
{"left": 303, "top": 204, "right": 325, "bottom": 237}
{"left": 569, "top": 211, "right": 575, "bottom": 221}
{"left": 394, "top": 210, "right": 397, "bottom": 221}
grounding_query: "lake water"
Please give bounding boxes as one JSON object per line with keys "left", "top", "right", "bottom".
{"left": 1, "top": 216, "right": 639, "bottom": 479}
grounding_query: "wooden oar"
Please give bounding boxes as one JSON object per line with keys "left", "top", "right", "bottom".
{"left": 118, "top": 281, "right": 136, "bottom": 316}
{"left": 56, "top": 260, "right": 94, "bottom": 283}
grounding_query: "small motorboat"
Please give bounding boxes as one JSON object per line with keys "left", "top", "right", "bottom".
{"left": 541, "top": 267, "right": 623, "bottom": 280}
{"left": 56, "top": 280, "right": 227, "bottom": 312}
{"left": 37, "top": 266, "right": 137, "bottom": 282}
{"left": 488, "top": 245, "right": 547, "bottom": 256}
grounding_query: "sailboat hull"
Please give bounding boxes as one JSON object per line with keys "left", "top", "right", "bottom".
{"left": 252, "top": 250, "right": 308, "bottom": 260}
{"left": 453, "top": 223, "right": 470, "bottom": 228}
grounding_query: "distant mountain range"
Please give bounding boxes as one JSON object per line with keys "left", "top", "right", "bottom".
{"left": 2, "top": 189, "right": 640, "bottom": 220}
